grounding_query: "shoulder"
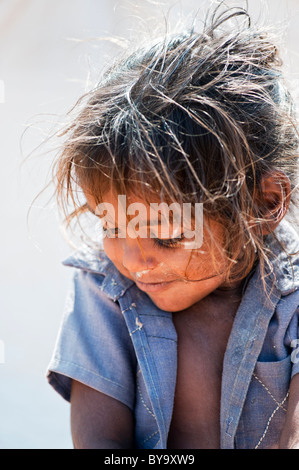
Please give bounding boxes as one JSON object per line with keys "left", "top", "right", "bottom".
{"left": 265, "top": 219, "right": 299, "bottom": 296}
{"left": 48, "top": 246, "right": 137, "bottom": 407}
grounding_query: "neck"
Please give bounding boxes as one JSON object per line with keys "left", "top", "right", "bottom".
{"left": 212, "top": 278, "right": 247, "bottom": 300}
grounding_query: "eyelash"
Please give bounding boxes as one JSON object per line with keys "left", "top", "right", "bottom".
{"left": 152, "top": 236, "right": 182, "bottom": 249}
{"left": 102, "top": 227, "right": 119, "bottom": 236}
{"left": 102, "top": 227, "right": 183, "bottom": 249}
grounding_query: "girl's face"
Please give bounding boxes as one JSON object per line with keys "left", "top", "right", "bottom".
{"left": 85, "top": 189, "right": 236, "bottom": 312}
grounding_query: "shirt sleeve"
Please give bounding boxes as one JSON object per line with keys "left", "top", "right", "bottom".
{"left": 47, "top": 269, "right": 137, "bottom": 410}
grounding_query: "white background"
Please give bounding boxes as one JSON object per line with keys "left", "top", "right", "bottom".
{"left": 0, "top": 0, "right": 298, "bottom": 449}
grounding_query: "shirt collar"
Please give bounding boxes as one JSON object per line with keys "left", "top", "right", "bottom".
{"left": 62, "top": 244, "right": 134, "bottom": 301}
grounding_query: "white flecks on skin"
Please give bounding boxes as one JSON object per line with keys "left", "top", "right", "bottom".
{"left": 135, "top": 261, "right": 180, "bottom": 282}
{"left": 135, "top": 270, "right": 152, "bottom": 279}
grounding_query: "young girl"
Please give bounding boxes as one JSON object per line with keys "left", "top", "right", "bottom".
{"left": 47, "top": 4, "right": 299, "bottom": 449}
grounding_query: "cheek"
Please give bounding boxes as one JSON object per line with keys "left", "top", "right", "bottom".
{"left": 102, "top": 237, "right": 223, "bottom": 279}
{"left": 153, "top": 249, "right": 201, "bottom": 281}
{"left": 103, "top": 238, "right": 187, "bottom": 273}
{"left": 190, "top": 242, "right": 228, "bottom": 278}
{"left": 102, "top": 238, "right": 122, "bottom": 264}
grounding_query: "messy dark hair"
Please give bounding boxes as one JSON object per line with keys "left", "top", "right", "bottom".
{"left": 53, "top": 4, "right": 299, "bottom": 288}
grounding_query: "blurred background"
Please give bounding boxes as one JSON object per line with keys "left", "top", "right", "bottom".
{"left": 0, "top": 0, "right": 298, "bottom": 449}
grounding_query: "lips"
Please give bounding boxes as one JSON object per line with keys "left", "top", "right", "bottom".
{"left": 135, "top": 279, "right": 176, "bottom": 293}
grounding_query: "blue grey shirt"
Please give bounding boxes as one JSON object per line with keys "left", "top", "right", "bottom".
{"left": 47, "top": 220, "right": 299, "bottom": 449}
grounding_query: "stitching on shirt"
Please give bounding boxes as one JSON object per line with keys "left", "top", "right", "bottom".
{"left": 140, "top": 430, "right": 160, "bottom": 446}
{"left": 154, "top": 436, "right": 161, "bottom": 448}
{"left": 121, "top": 302, "right": 137, "bottom": 314}
{"left": 136, "top": 370, "right": 156, "bottom": 419}
{"left": 139, "top": 313, "right": 172, "bottom": 319}
{"left": 136, "top": 369, "right": 160, "bottom": 448}
{"left": 252, "top": 373, "right": 289, "bottom": 449}
{"left": 55, "top": 358, "right": 129, "bottom": 390}
{"left": 253, "top": 373, "right": 288, "bottom": 412}
{"left": 254, "top": 389, "right": 289, "bottom": 449}
{"left": 147, "top": 335, "right": 176, "bottom": 342}
{"left": 130, "top": 318, "right": 143, "bottom": 335}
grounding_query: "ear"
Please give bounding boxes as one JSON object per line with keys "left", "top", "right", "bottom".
{"left": 256, "top": 171, "right": 291, "bottom": 235}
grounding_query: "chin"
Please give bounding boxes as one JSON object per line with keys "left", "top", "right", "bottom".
{"left": 148, "top": 295, "right": 190, "bottom": 313}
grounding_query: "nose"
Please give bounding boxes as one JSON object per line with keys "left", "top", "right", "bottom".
{"left": 122, "top": 238, "right": 156, "bottom": 274}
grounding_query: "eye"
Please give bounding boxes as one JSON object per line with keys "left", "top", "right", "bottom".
{"left": 152, "top": 235, "right": 184, "bottom": 249}
{"left": 102, "top": 226, "right": 124, "bottom": 238}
